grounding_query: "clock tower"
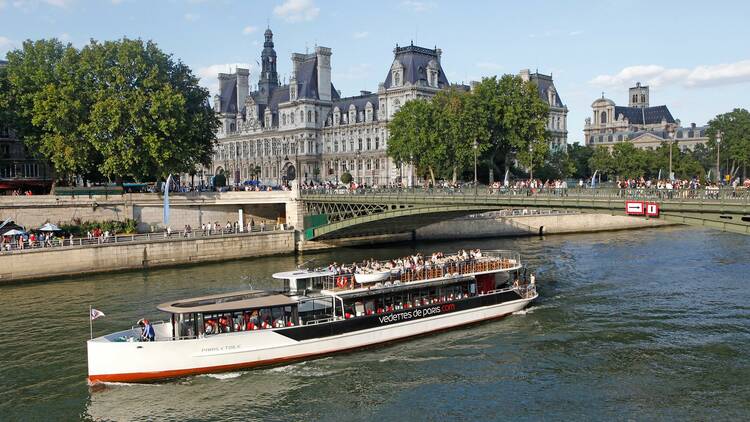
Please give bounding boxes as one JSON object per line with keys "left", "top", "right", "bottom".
{"left": 258, "top": 28, "right": 278, "bottom": 104}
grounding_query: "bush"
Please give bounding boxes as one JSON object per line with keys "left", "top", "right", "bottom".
{"left": 340, "top": 172, "right": 353, "bottom": 184}
{"left": 59, "top": 218, "right": 138, "bottom": 236}
{"left": 214, "top": 173, "right": 226, "bottom": 188}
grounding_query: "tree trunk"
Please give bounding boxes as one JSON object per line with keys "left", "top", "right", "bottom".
{"left": 452, "top": 166, "right": 457, "bottom": 184}
{"left": 428, "top": 166, "right": 436, "bottom": 187}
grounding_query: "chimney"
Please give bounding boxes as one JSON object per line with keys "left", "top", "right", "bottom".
{"left": 236, "top": 68, "right": 249, "bottom": 114}
{"left": 519, "top": 69, "right": 531, "bottom": 82}
{"left": 315, "top": 46, "right": 332, "bottom": 101}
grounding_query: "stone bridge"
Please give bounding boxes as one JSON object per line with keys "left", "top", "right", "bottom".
{"left": 300, "top": 188, "right": 750, "bottom": 240}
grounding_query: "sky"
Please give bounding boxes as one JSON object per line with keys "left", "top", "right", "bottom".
{"left": 1, "top": 0, "right": 749, "bottom": 143}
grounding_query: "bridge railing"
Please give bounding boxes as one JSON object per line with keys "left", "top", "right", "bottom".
{"left": 300, "top": 186, "right": 749, "bottom": 202}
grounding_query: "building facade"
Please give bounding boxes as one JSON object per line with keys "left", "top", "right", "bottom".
{"left": 519, "top": 69, "right": 568, "bottom": 150}
{"left": 208, "top": 30, "right": 451, "bottom": 187}
{"left": 584, "top": 82, "right": 707, "bottom": 151}
{"left": 0, "top": 59, "right": 53, "bottom": 194}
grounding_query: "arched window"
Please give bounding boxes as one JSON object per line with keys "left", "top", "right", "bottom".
{"left": 282, "top": 114, "right": 287, "bottom": 125}
{"left": 229, "top": 123, "right": 236, "bottom": 133}
{"left": 307, "top": 110, "right": 312, "bottom": 122}
{"left": 366, "top": 138, "right": 371, "bottom": 150}
{"left": 394, "top": 72, "right": 401, "bottom": 86}
{"left": 617, "top": 134, "right": 623, "bottom": 142}
{"left": 632, "top": 94, "right": 637, "bottom": 103}
{"left": 640, "top": 94, "right": 645, "bottom": 103}
{"left": 290, "top": 113, "right": 295, "bottom": 124}
{"left": 607, "top": 135, "right": 613, "bottom": 142}
{"left": 375, "top": 137, "right": 380, "bottom": 150}
{"left": 600, "top": 112, "right": 607, "bottom": 124}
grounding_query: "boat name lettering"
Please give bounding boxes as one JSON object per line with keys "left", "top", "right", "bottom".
{"left": 377, "top": 304, "right": 456, "bottom": 325}
{"left": 200, "top": 344, "right": 241, "bottom": 353}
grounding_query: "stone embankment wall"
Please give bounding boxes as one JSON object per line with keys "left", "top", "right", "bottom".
{"left": 0, "top": 192, "right": 295, "bottom": 232}
{"left": 0, "top": 231, "right": 295, "bottom": 284}
{"left": 415, "top": 212, "right": 673, "bottom": 240}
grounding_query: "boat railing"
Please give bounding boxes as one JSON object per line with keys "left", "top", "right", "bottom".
{"left": 322, "top": 250, "right": 522, "bottom": 292}
{"left": 304, "top": 317, "right": 335, "bottom": 326}
{"left": 513, "top": 284, "right": 537, "bottom": 299}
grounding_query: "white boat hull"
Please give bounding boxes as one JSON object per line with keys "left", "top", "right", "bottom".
{"left": 354, "top": 271, "right": 391, "bottom": 284}
{"left": 87, "top": 295, "right": 535, "bottom": 383}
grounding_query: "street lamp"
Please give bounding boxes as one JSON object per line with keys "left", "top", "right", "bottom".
{"left": 529, "top": 144, "right": 534, "bottom": 182}
{"left": 716, "top": 130, "right": 722, "bottom": 184}
{"left": 473, "top": 139, "right": 478, "bottom": 195}
{"left": 668, "top": 127, "right": 676, "bottom": 181}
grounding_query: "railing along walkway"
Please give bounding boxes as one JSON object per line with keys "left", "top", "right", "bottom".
{"left": 0, "top": 225, "right": 291, "bottom": 255}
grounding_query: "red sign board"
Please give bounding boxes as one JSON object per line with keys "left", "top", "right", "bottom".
{"left": 625, "top": 201, "right": 645, "bottom": 215}
{"left": 646, "top": 202, "right": 660, "bottom": 217}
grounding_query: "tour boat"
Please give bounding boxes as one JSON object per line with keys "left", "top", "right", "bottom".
{"left": 86, "top": 249, "right": 537, "bottom": 384}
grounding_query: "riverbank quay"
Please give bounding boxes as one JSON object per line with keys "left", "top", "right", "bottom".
{"left": 0, "top": 229, "right": 295, "bottom": 284}
{"left": 0, "top": 190, "right": 300, "bottom": 232}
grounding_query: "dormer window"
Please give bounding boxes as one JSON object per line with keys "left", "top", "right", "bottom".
{"left": 394, "top": 71, "right": 401, "bottom": 86}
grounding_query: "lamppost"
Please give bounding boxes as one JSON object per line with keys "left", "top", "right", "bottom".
{"left": 668, "top": 127, "right": 676, "bottom": 181}
{"left": 529, "top": 144, "right": 534, "bottom": 182}
{"left": 716, "top": 130, "right": 722, "bottom": 184}
{"left": 473, "top": 139, "right": 478, "bottom": 195}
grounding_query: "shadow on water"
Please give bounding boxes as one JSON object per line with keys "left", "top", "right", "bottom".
{"left": 1, "top": 226, "right": 749, "bottom": 421}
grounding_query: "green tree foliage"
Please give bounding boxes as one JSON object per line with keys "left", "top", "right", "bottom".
{"left": 386, "top": 99, "right": 444, "bottom": 185}
{"left": 472, "top": 75, "right": 549, "bottom": 175}
{"left": 386, "top": 74, "right": 548, "bottom": 183}
{"left": 535, "top": 149, "right": 576, "bottom": 180}
{"left": 588, "top": 146, "right": 614, "bottom": 178}
{"left": 2, "top": 37, "right": 219, "bottom": 182}
{"left": 706, "top": 108, "right": 750, "bottom": 179}
{"left": 567, "top": 142, "right": 594, "bottom": 179}
{"left": 340, "top": 172, "right": 353, "bottom": 184}
{"left": 213, "top": 172, "right": 226, "bottom": 187}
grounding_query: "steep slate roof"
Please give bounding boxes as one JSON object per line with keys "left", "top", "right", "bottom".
{"left": 331, "top": 93, "right": 379, "bottom": 113}
{"left": 615, "top": 105, "right": 675, "bottom": 125}
{"left": 218, "top": 74, "right": 238, "bottom": 114}
{"left": 529, "top": 73, "right": 564, "bottom": 107}
{"left": 383, "top": 44, "right": 449, "bottom": 89}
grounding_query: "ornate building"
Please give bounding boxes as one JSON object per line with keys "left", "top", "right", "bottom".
{"left": 208, "top": 29, "right": 450, "bottom": 186}
{"left": 584, "top": 82, "right": 707, "bottom": 151}
{"left": 519, "top": 69, "right": 568, "bottom": 150}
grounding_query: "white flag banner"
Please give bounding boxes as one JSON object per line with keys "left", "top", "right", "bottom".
{"left": 90, "top": 308, "right": 105, "bottom": 321}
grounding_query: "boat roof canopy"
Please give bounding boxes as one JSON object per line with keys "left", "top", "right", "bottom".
{"left": 157, "top": 290, "right": 296, "bottom": 314}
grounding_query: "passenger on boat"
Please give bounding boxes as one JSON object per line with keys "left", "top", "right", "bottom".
{"left": 138, "top": 319, "right": 155, "bottom": 342}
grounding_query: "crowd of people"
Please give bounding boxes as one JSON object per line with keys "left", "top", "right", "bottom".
{"left": 326, "top": 249, "right": 489, "bottom": 289}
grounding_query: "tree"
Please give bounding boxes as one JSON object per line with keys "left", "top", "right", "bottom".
{"left": 471, "top": 75, "right": 549, "bottom": 177}
{"left": 387, "top": 99, "right": 443, "bottom": 185}
{"left": 536, "top": 149, "right": 576, "bottom": 180}
{"left": 706, "top": 108, "right": 750, "bottom": 180}
{"left": 588, "top": 146, "right": 614, "bottom": 179}
{"left": 3, "top": 37, "right": 219, "bottom": 183}
{"left": 567, "top": 142, "right": 594, "bottom": 180}
{"left": 340, "top": 172, "right": 353, "bottom": 184}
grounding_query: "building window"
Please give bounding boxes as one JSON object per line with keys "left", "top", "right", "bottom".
{"left": 375, "top": 137, "right": 380, "bottom": 150}
{"left": 640, "top": 94, "right": 645, "bottom": 103}
{"left": 282, "top": 114, "right": 287, "bottom": 126}
{"left": 366, "top": 138, "right": 371, "bottom": 150}
{"left": 358, "top": 139, "right": 363, "bottom": 151}
{"left": 300, "top": 110, "right": 304, "bottom": 123}
{"left": 632, "top": 94, "right": 637, "bottom": 103}
{"left": 394, "top": 72, "right": 401, "bottom": 86}
{"left": 307, "top": 110, "right": 312, "bottom": 122}
{"left": 600, "top": 112, "right": 607, "bottom": 124}
{"left": 290, "top": 113, "right": 295, "bottom": 124}
{"left": 617, "top": 135, "right": 623, "bottom": 142}
{"left": 607, "top": 135, "right": 613, "bottom": 142}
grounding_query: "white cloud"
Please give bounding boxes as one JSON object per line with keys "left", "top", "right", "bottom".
{"left": 242, "top": 25, "right": 258, "bottom": 35}
{"left": 0, "top": 36, "right": 16, "bottom": 54}
{"left": 197, "top": 63, "right": 253, "bottom": 96}
{"left": 353, "top": 31, "right": 368, "bottom": 39}
{"left": 400, "top": 0, "right": 435, "bottom": 12}
{"left": 184, "top": 13, "right": 199, "bottom": 22}
{"left": 569, "top": 30, "right": 583, "bottom": 36}
{"left": 589, "top": 60, "right": 750, "bottom": 89}
{"left": 273, "top": 0, "right": 319, "bottom": 23}
{"left": 476, "top": 62, "right": 503, "bottom": 71}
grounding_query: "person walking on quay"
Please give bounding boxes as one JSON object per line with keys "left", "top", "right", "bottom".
{"left": 69, "top": 233, "right": 74, "bottom": 246}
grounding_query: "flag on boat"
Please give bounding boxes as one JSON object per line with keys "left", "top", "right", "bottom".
{"left": 90, "top": 308, "right": 105, "bottom": 321}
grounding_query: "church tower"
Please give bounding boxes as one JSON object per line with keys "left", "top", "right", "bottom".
{"left": 628, "top": 82, "right": 649, "bottom": 108}
{"left": 257, "top": 28, "right": 278, "bottom": 103}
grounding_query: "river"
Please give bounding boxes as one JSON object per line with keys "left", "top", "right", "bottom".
{"left": 1, "top": 226, "right": 748, "bottom": 421}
